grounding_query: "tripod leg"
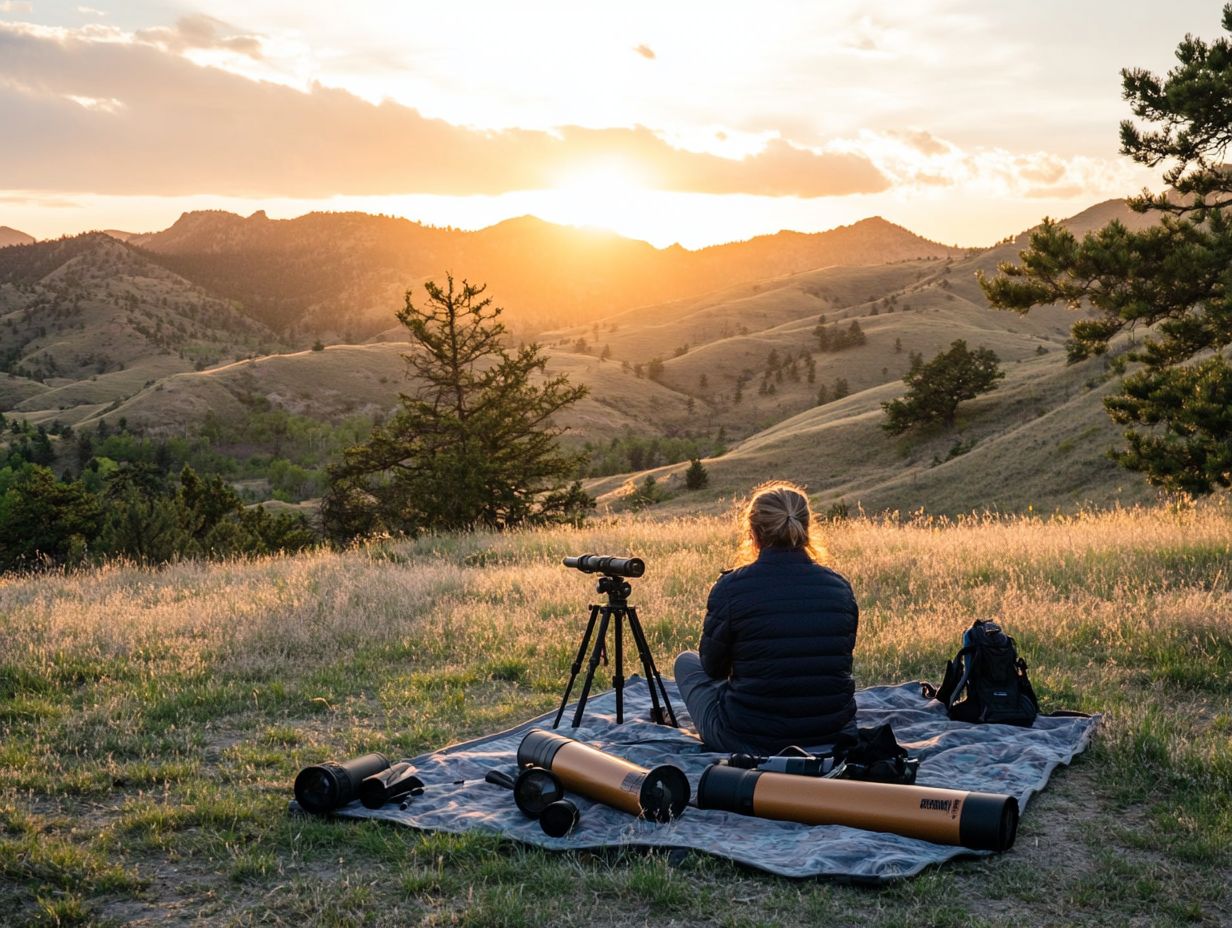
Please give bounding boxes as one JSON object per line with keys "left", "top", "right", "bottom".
{"left": 571, "top": 606, "right": 613, "bottom": 728}
{"left": 613, "top": 608, "right": 625, "bottom": 724}
{"left": 553, "top": 604, "right": 600, "bottom": 729}
{"left": 627, "top": 606, "right": 679, "bottom": 728}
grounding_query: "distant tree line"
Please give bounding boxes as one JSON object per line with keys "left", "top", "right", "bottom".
{"left": 813, "top": 317, "right": 866, "bottom": 352}
{"left": 0, "top": 462, "right": 316, "bottom": 573}
{"left": 582, "top": 432, "right": 725, "bottom": 478}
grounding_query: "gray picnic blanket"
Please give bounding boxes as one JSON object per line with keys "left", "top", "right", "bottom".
{"left": 331, "top": 678, "right": 1098, "bottom": 880}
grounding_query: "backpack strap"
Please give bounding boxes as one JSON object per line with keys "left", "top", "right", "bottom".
{"left": 921, "top": 644, "right": 974, "bottom": 704}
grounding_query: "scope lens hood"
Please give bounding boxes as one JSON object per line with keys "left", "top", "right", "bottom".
{"left": 696, "top": 763, "right": 760, "bottom": 816}
{"left": 513, "top": 766, "right": 565, "bottom": 818}
{"left": 640, "top": 764, "right": 691, "bottom": 821}
{"left": 517, "top": 728, "right": 567, "bottom": 770}
{"left": 958, "top": 792, "right": 1020, "bottom": 852}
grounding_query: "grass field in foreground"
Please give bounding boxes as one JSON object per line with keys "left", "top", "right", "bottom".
{"left": 1, "top": 504, "right": 1230, "bottom": 927}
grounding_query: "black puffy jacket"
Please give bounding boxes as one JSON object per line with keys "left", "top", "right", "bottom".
{"left": 698, "top": 546, "right": 858, "bottom": 752}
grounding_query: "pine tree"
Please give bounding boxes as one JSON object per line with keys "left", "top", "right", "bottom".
{"left": 685, "top": 457, "right": 709, "bottom": 490}
{"left": 881, "top": 340, "right": 1003, "bottom": 434}
{"left": 980, "top": 5, "right": 1232, "bottom": 493}
{"left": 322, "top": 277, "right": 591, "bottom": 539}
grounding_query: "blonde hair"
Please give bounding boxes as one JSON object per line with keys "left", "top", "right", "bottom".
{"left": 732, "top": 481, "right": 827, "bottom": 567}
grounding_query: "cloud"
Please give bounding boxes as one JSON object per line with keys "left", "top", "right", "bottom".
{"left": 0, "top": 1, "right": 33, "bottom": 13}
{"left": 633, "top": 43, "right": 655, "bottom": 60}
{"left": 77, "top": 6, "right": 106, "bottom": 16}
{"left": 136, "top": 14, "right": 264, "bottom": 59}
{"left": 834, "top": 129, "right": 1143, "bottom": 201}
{"left": 0, "top": 192, "right": 81, "bottom": 208}
{"left": 0, "top": 22, "right": 889, "bottom": 200}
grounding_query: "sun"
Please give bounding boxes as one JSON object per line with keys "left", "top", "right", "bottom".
{"left": 544, "top": 163, "right": 652, "bottom": 236}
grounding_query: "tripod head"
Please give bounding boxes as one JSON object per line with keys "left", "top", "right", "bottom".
{"left": 595, "top": 574, "right": 633, "bottom": 604}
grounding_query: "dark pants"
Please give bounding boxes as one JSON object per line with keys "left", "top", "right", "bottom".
{"left": 673, "top": 650, "right": 762, "bottom": 754}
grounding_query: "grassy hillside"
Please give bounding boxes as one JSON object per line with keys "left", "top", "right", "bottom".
{"left": 0, "top": 234, "right": 280, "bottom": 426}
{"left": 93, "top": 343, "right": 701, "bottom": 443}
{"left": 1, "top": 505, "right": 1228, "bottom": 926}
{"left": 0, "top": 197, "right": 1173, "bottom": 517}
{"left": 603, "top": 334, "right": 1154, "bottom": 517}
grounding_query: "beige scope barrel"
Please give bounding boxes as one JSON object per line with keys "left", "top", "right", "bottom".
{"left": 696, "top": 763, "right": 1018, "bottom": 851}
{"left": 517, "top": 729, "right": 689, "bottom": 822}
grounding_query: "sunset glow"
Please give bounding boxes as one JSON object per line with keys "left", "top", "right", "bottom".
{"left": 0, "top": 1, "right": 1219, "bottom": 245}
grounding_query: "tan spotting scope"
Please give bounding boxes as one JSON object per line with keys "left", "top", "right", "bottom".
{"left": 697, "top": 763, "right": 1018, "bottom": 851}
{"left": 517, "top": 729, "right": 689, "bottom": 822}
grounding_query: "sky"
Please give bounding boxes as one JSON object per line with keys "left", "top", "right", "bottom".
{"left": 0, "top": 0, "right": 1222, "bottom": 248}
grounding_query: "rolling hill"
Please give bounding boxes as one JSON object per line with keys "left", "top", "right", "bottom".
{"left": 0, "top": 233, "right": 282, "bottom": 425}
{"left": 0, "top": 197, "right": 1174, "bottom": 516}
{"left": 0, "top": 226, "right": 35, "bottom": 248}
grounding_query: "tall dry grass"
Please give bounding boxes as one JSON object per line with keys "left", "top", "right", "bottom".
{"left": 4, "top": 503, "right": 1226, "bottom": 697}
{"left": 2, "top": 502, "right": 1229, "bottom": 926}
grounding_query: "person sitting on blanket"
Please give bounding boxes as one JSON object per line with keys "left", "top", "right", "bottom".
{"left": 674, "top": 481, "right": 858, "bottom": 754}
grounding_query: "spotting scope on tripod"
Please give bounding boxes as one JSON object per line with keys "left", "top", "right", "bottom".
{"left": 554, "top": 554, "right": 678, "bottom": 730}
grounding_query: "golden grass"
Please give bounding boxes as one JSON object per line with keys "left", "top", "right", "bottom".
{"left": 4, "top": 502, "right": 1228, "bottom": 703}
{"left": 1, "top": 502, "right": 1229, "bottom": 926}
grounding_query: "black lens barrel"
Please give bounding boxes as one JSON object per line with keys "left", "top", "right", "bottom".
{"left": 294, "top": 752, "right": 390, "bottom": 814}
{"left": 562, "top": 554, "right": 645, "bottom": 578}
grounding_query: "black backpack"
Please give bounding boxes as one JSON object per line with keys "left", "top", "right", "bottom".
{"left": 922, "top": 619, "right": 1039, "bottom": 726}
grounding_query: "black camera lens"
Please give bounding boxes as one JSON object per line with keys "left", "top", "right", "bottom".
{"left": 294, "top": 753, "right": 390, "bottom": 814}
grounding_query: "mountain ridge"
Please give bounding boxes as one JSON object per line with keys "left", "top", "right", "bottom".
{"left": 0, "top": 226, "right": 36, "bottom": 248}
{"left": 126, "top": 208, "right": 963, "bottom": 337}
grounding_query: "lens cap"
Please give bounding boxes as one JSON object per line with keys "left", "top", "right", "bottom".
{"left": 539, "top": 799, "right": 580, "bottom": 837}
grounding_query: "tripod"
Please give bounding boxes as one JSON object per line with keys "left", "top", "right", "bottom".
{"left": 552, "top": 573, "right": 678, "bottom": 729}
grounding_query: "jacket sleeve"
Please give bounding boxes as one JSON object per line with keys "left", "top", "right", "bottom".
{"left": 699, "top": 578, "right": 734, "bottom": 679}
